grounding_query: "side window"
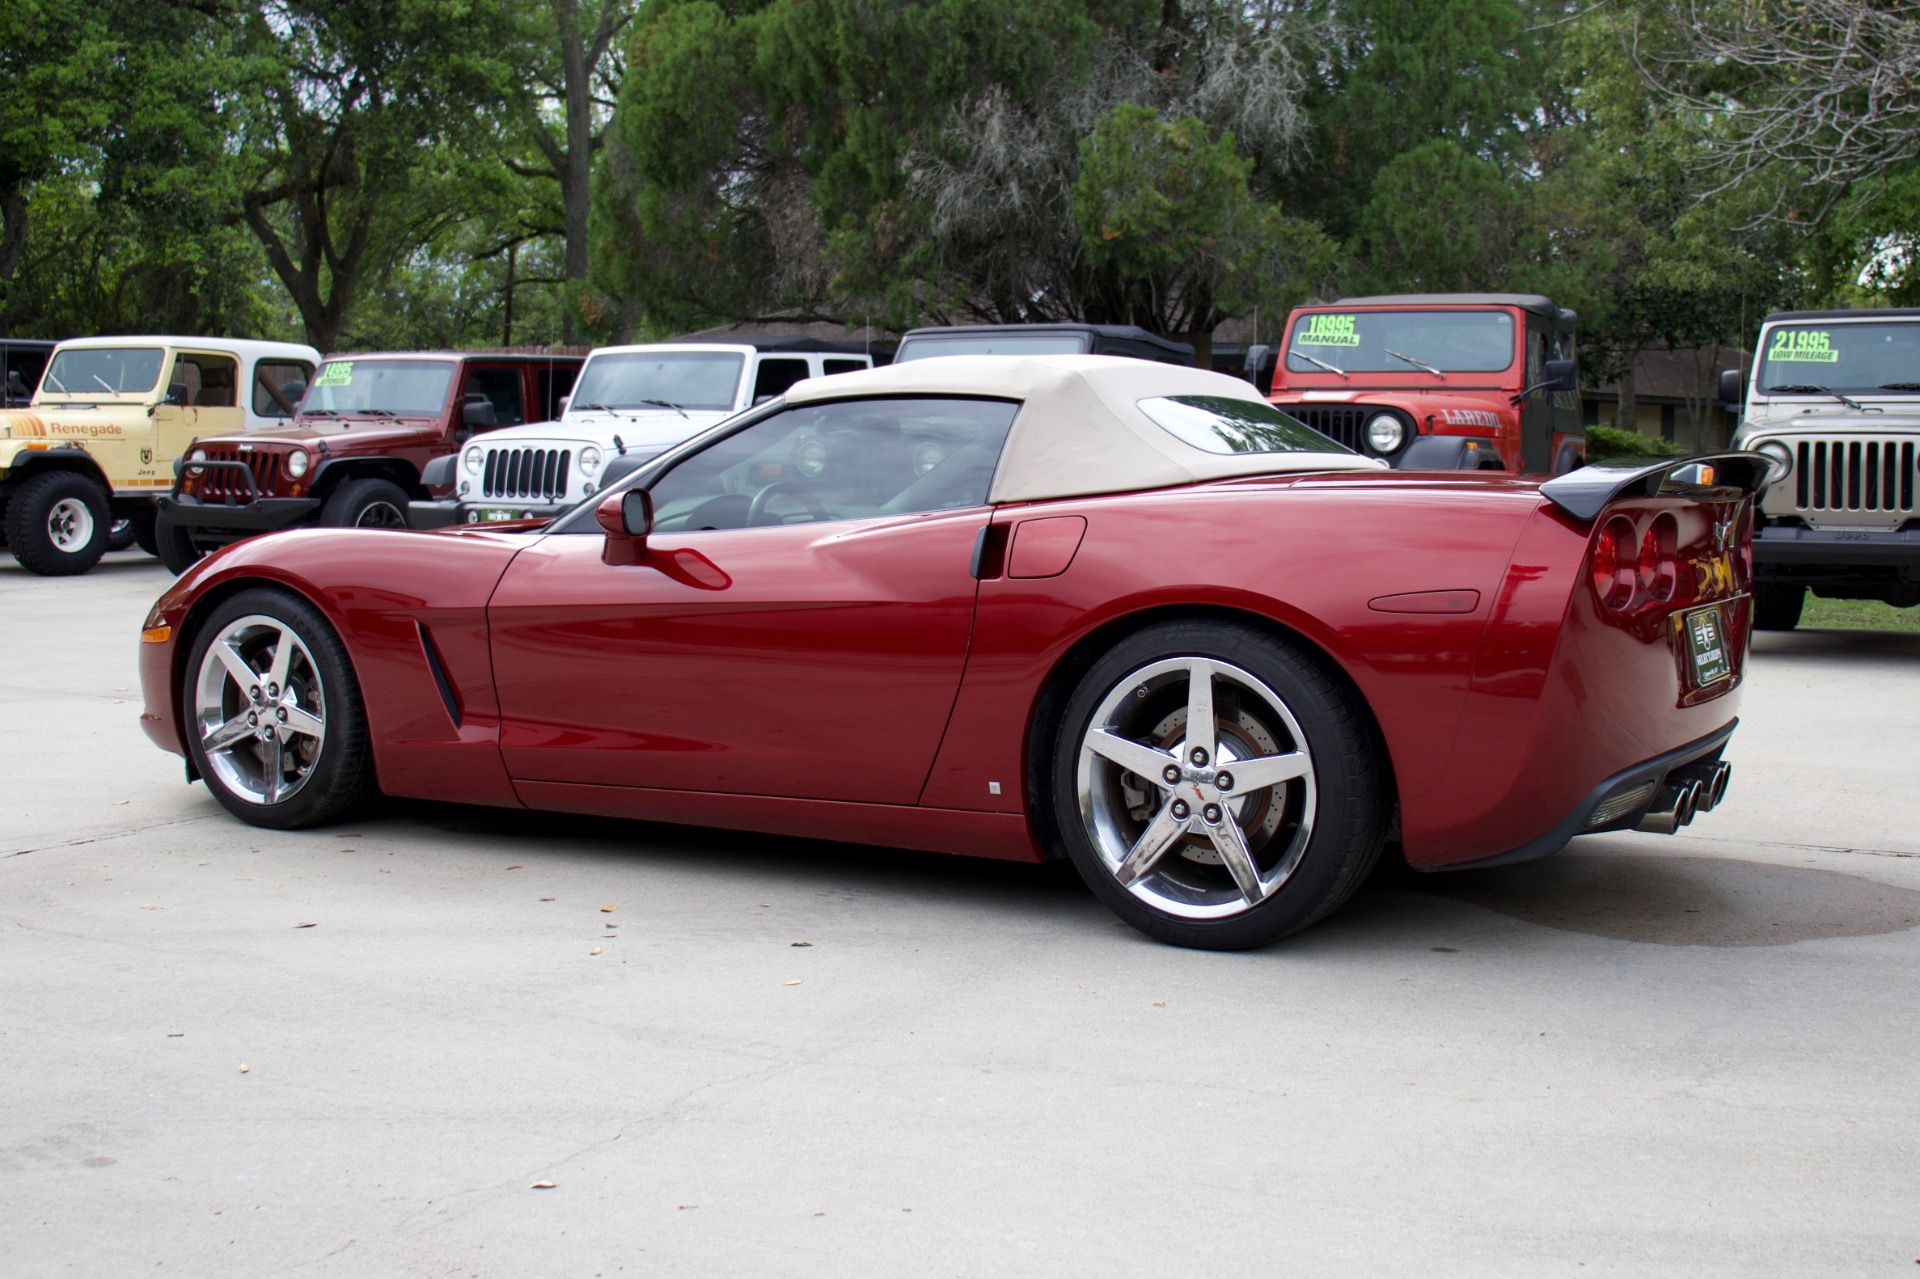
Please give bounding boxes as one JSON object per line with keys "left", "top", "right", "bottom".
{"left": 646, "top": 396, "right": 1019, "bottom": 532}
{"left": 173, "top": 353, "right": 239, "bottom": 408}
{"left": 536, "top": 365, "right": 579, "bottom": 420}
{"left": 752, "top": 357, "right": 811, "bottom": 402}
{"left": 822, "top": 358, "right": 867, "bottom": 376}
{"left": 463, "top": 366, "right": 526, "bottom": 427}
{"left": 252, "top": 360, "right": 315, "bottom": 418}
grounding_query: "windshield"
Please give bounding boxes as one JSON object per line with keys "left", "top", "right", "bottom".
{"left": 41, "top": 347, "right": 166, "bottom": 397}
{"left": 569, "top": 350, "right": 744, "bottom": 411}
{"left": 1138, "top": 396, "right": 1353, "bottom": 455}
{"left": 1285, "top": 310, "right": 1516, "bottom": 374}
{"left": 1756, "top": 322, "right": 1920, "bottom": 394}
{"left": 897, "top": 334, "right": 1090, "bottom": 360}
{"left": 303, "top": 359, "right": 455, "bottom": 416}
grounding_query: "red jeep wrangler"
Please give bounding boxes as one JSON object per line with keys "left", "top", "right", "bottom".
{"left": 1265, "top": 293, "right": 1584, "bottom": 473}
{"left": 155, "top": 350, "right": 581, "bottom": 571}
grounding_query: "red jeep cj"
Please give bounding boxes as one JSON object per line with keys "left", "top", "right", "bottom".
{"left": 1265, "top": 293, "right": 1585, "bottom": 474}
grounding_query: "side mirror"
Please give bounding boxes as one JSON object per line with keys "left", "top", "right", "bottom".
{"left": 557, "top": 394, "right": 571, "bottom": 416}
{"left": 1544, "top": 358, "right": 1577, "bottom": 393}
{"left": 595, "top": 488, "right": 652, "bottom": 565}
{"left": 164, "top": 383, "right": 188, "bottom": 406}
{"left": 460, "top": 396, "right": 498, "bottom": 431}
{"left": 1718, "top": 368, "right": 1745, "bottom": 408}
{"left": 1242, "top": 343, "right": 1273, "bottom": 391}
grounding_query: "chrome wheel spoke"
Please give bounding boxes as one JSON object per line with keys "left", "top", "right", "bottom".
{"left": 1086, "top": 729, "right": 1176, "bottom": 782}
{"left": 259, "top": 734, "right": 284, "bottom": 804}
{"left": 202, "top": 713, "right": 254, "bottom": 754}
{"left": 1226, "top": 750, "right": 1310, "bottom": 791}
{"left": 281, "top": 705, "right": 324, "bottom": 739}
{"left": 1207, "top": 814, "right": 1267, "bottom": 906}
{"left": 212, "top": 640, "right": 259, "bottom": 691}
{"left": 1184, "top": 659, "right": 1216, "bottom": 763}
{"left": 266, "top": 625, "right": 295, "bottom": 691}
{"left": 1114, "top": 804, "right": 1190, "bottom": 887}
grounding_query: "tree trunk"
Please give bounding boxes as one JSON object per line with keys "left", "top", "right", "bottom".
{"left": 555, "top": 0, "right": 598, "bottom": 344}
{"left": 1614, "top": 360, "right": 1638, "bottom": 436}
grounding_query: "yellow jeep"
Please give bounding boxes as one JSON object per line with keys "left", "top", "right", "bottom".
{"left": 0, "top": 336, "right": 320, "bottom": 575}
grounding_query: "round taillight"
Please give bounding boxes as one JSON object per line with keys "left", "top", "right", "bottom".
{"left": 1592, "top": 516, "right": 1636, "bottom": 609}
{"left": 1638, "top": 514, "right": 1678, "bottom": 602}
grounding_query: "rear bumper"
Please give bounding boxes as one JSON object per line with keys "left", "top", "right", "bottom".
{"left": 407, "top": 498, "right": 570, "bottom": 530}
{"left": 1752, "top": 523, "right": 1920, "bottom": 572}
{"left": 1423, "top": 720, "right": 1738, "bottom": 872}
{"left": 159, "top": 493, "right": 319, "bottom": 534}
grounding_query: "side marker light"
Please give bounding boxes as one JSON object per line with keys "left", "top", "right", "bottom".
{"left": 141, "top": 625, "right": 172, "bottom": 644}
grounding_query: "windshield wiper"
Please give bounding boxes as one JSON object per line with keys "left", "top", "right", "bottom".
{"left": 1384, "top": 348, "right": 1445, "bottom": 379}
{"left": 1767, "top": 384, "right": 1870, "bottom": 411}
{"left": 91, "top": 374, "right": 116, "bottom": 392}
{"left": 301, "top": 408, "right": 338, "bottom": 417}
{"left": 570, "top": 402, "right": 615, "bottom": 412}
{"left": 43, "top": 372, "right": 66, "bottom": 391}
{"left": 1293, "top": 351, "right": 1348, "bottom": 378}
{"left": 355, "top": 408, "right": 397, "bottom": 417}
{"left": 636, "top": 398, "right": 688, "bottom": 417}
{"left": 1879, "top": 382, "right": 1920, "bottom": 391}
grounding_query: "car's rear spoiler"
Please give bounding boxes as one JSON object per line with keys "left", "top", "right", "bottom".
{"left": 1538, "top": 452, "right": 1775, "bottom": 522}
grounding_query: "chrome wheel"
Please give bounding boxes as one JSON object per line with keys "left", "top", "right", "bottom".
{"left": 192, "top": 614, "right": 327, "bottom": 805}
{"left": 354, "top": 500, "right": 406, "bottom": 528}
{"left": 1076, "top": 656, "right": 1317, "bottom": 920}
{"left": 47, "top": 497, "right": 95, "bottom": 551}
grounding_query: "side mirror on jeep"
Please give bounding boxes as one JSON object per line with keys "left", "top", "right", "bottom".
{"left": 1718, "top": 368, "right": 1745, "bottom": 409}
{"left": 595, "top": 488, "right": 652, "bottom": 566}
{"left": 1242, "top": 344, "right": 1273, "bottom": 392}
{"left": 1544, "top": 359, "right": 1577, "bottom": 393}
{"left": 460, "top": 396, "right": 498, "bottom": 432}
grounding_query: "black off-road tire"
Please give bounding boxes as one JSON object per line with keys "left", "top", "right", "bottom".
{"left": 1050, "top": 620, "right": 1391, "bottom": 950}
{"left": 6, "top": 471, "right": 111, "bottom": 576}
{"left": 1753, "top": 584, "right": 1804, "bottom": 632}
{"left": 154, "top": 508, "right": 207, "bottom": 575}
{"left": 108, "top": 518, "right": 138, "bottom": 551}
{"left": 320, "top": 477, "right": 411, "bottom": 529}
{"left": 129, "top": 509, "right": 161, "bottom": 558}
{"left": 182, "top": 587, "right": 378, "bottom": 829}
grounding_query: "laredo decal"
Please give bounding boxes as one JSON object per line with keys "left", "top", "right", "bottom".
{"left": 1296, "top": 314, "right": 1361, "bottom": 347}
{"left": 1438, "top": 408, "right": 1501, "bottom": 428}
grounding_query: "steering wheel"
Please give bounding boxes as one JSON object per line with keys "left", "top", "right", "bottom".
{"left": 746, "top": 481, "right": 831, "bottom": 526}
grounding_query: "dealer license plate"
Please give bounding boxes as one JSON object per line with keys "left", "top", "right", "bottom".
{"left": 1682, "top": 603, "right": 1732, "bottom": 686}
{"left": 477, "top": 508, "right": 522, "bottom": 522}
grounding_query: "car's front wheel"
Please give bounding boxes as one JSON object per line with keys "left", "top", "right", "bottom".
{"left": 1052, "top": 621, "right": 1390, "bottom": 950}
{"left": 183, "top": 588, "right": 377, "bottom": 829}
{"left": 321, "top": 477, "right": 411, "bottom": 529}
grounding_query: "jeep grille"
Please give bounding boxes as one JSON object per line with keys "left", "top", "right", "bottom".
{"left": 194, "top": 448, "right": 281, "bottom": 502}
{"left": 482, "top": 446, "right": 572, "bottom": 501}
{"left": 1270, "top": 406, "right": 1366, "bottom": 451}
{"left": 1792, "top": 437, "right": 1916, "bottom": 515}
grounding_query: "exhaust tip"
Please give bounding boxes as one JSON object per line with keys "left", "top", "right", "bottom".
{"left": 1710, "top": 762, "right": 1731, "bottom": 810}
{"left": 1677, "top": 781, "right": 1702, "bottom": 827}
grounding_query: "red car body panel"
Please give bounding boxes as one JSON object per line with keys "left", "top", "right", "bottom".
{"left": 138, "top": 471, "right": 1752, "bottom": 871}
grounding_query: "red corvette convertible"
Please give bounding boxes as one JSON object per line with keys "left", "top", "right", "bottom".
{"left": 137, "top": 356, "right": 1767, "bottom": 948}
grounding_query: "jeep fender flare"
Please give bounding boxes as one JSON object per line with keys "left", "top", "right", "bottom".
{"left": 309, "top": 456, "right": 425, "bottom": 500}
{"left": 1396, "top": 434, "right": 1504, "bottom": 471}
{"left": 0, "top": 445, "right": 114, "bottom": 496}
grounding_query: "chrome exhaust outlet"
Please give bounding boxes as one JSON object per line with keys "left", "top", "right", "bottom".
{"left": 1633, "top": 783, "right": 1688, "bottom": 834}
{"left": 1709, "top": 762, "right": 1731, "bottom": 810}
{"left": 1676, "top": 780, "right": 1701, "bottom": 828}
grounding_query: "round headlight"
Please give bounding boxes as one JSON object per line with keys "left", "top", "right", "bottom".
{"left": 1365, "top": 412, "right": 1406, "bottom": 454}
{"left": 578, "top": 445, "right": 603, "bottom": 476}
{"left": 462, "top": 445, "right": 483, "bottom": 476}
{"left": 285, "top": 448, "right": 309, "bottom": 478}
{"left": 1756, "top": 439, "right": 1794, "bottom": 480}
{"left": 188, "top": 447, "right": 207, "bottom": 463}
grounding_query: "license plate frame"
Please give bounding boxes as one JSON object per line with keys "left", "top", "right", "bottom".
{"left": 1682, "top": 602, "right": 1732, "bottom": 687}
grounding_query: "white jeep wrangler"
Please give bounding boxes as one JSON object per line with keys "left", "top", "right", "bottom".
{"left": 408, "top": 338, "right": 875, "bottom": 527}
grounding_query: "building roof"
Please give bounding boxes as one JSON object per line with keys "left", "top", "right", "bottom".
{"left": 782, "top": 355, "right": 1381, "bottom": 504}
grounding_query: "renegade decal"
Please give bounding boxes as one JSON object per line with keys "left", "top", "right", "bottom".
{"left": 1767, "top": 329, "right": 1838, "bottom": 363}
{"left": 1296, "top": 314, "right": 1361, "bottom": 347}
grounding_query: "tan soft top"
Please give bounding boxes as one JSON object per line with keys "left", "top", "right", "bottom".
{"left": 782, "top": 354, "right": 1383, "bottom": 503}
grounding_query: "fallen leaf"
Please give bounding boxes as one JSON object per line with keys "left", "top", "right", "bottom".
{"left": 678, "top": 1204, "right": 697, "bottom": 1210}
{"left": 115, "top": 799, "right": 130, "bottom": 806}
{"left": 334, "top": 834, "right": 362, "bottom": 839}
{"left": 140, "top": 905, "right": 159, "bottom": 910}
{"left": 540, "top": 897, "right": 554, "bottom": 901}
{"left": 294, "top": 922, "right": 317, "bottom": 929}
{"left": 167, "top": 1032, "right": 184, "bottom": 1038}
{"left": 378, "top": 869, "right": 390, "bottom": 874}
{"left": 600, "top": 905, "right": 616, "bottom": 913}
{"left": 590, "top": 948, "right": 603, "bottom": 955}
{"left": 506, "top": 865, "right": 523, "bottom": 870}
{"left": 238, "top": 1064, "right": 250, "bottom": 1074}
{"left": 529, "top": 1181, "right": 556, "bottom": 1190}
{"left": 790, "top": 941, "right": 813, "bottom": 948}
{"left": 1152, "top": 1001, "right": 1165, "bottom": 1008}
{"left": 1431, "top": 946, "right": 1458, "bottom": 953}
{"left": 784, "top": 979, "right": 802, "bottom": 986}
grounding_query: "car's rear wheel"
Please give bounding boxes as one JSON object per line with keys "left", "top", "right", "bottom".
{"left": 6, "top": 471, "right": 110, "bottom": 576}
{"left": 321, "top": 477, "right": 410, "bottom": 529}
{"left": 1052, "top": 620, "right": 1390, "bottom": 949}
{"left": 183, "top": 588, "right": 376, "bottom": 829}
{"left": 154, "top": 508, "right": 207, "bottom": 575}
{"left": 1753, "top": 584, "right": 1804, "bottom": 631}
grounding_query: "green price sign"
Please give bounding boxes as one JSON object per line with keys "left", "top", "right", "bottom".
{"left": 1767, "top": 329, "right": 1837, "bottom": 364}
{"left": 313, "top": 361, "right": 354, "bottom": 387}
{"left": 1297, "top": 314, "right": 1361, "bottom": 347}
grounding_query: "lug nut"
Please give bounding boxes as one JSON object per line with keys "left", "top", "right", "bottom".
{"left": 1214, "top": 772, "right": 1233, "bottom": 793}
{"left": 1203, "top": 804, "right": 1223, "bottom": 824}
{"left": 1170, "top": 800, "right": 1190, "bottom": 819}
{"left": 276, "top": 709, "right": 287, "bottom": 721}
{"left": 1162, "top": 765, "right": 1181, "bottom": 785}
{"left": 1189, "top": 747, "right": 1208, "bottom": 766}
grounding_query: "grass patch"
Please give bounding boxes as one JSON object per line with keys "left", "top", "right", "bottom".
{"left": 1801, "top": 595, "right": 1920, "bottom": 632}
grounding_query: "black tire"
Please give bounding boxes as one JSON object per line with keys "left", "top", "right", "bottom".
{"left": 107, "top": 518, "right": 137, "bottom": 551}
{"left": 1753, "top": 584, "right": 1804, "bottom": 632}
{"left": 5, "top": 471, "right": 111, "bottom": 576}
{"left": 154, "top": 508, "right": 207, "bottom": 575}
{"left": 181, "top": 587, "right": 377, "bottom": 829}
{"left": 1050, "top": 620, "right": 1390, "bottom": 950}
{"left": 320, "top": 477, "right": 411, "bottom": 529}
{"left": 129, "top": 508, "right": 160, "bottom": 558}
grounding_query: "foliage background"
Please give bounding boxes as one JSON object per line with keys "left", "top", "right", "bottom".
{"left": 2, "top": 0, "right": 1914, "bottom": 360}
